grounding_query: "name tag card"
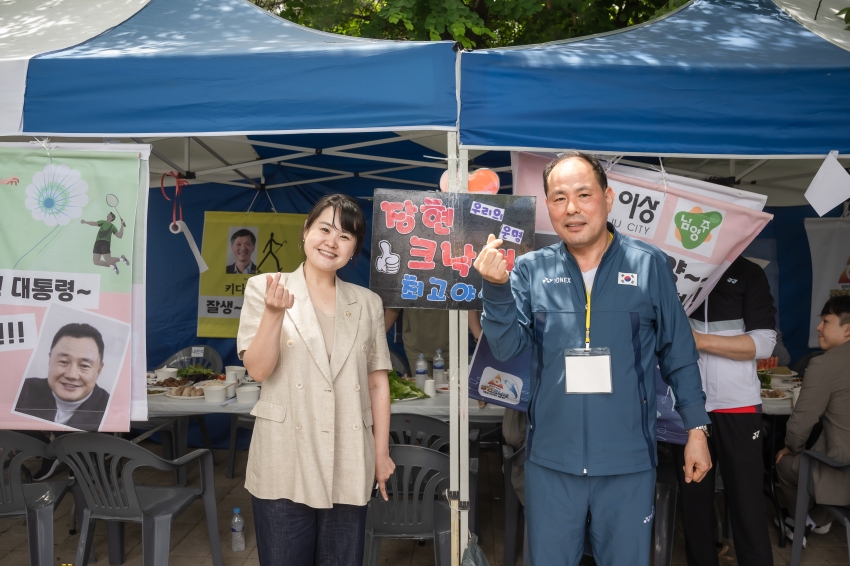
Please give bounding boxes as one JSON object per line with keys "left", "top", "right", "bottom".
{"left": 565, "top": 348, "right": 613, "bottom": 394}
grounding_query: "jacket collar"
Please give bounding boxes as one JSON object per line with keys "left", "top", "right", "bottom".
{"left": 557, "top": 222, "right": 620, "bottom": 300}
{"left": 284, "top": 264, "right": 361, "bottom": 385}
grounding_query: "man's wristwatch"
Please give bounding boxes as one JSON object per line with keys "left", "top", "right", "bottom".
{"left": 689, "top": 425, "right": 711, "bottom": 437}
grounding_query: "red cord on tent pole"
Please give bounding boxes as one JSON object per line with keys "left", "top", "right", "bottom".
{"left": 161, "top": 171, "right": 189, "bottom": 229}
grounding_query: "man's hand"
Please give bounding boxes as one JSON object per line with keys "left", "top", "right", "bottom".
{"left": 264, "top": 272, "right": 295, "bottom": 313}
{"left": 473, "top": 234, "right": 509, "bottom": 285}
{"left": 683, "top": 429, "right": 712, "bottom": 483}
{"left": 375, "top": 452, "right": 396, "bottom": 501}
{"left": 776, "top": 446, "right": 790, "bottom": 464}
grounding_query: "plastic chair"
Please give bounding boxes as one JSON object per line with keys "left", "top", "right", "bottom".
{"left": 52, "top": 432, "right": 222, "bottom": 566}
{"left": 133, "top": 345, "right": 223, "bottom": 482}
{"left": 227, "top": 414, "right": 255, "bottom": 479}
{"left": 790, "top": 450, "right": 850, "bottom": 565}
{"left": 364, "top": 445, "right": 452, "bottom": 566}
{"left": 389, "top": 414, "right": 479, "bottom": 533}
{"left": 0, "top": 432, "right": 72, "bottom": 566}
{"left": 502, "top": 444, "right": 526, "bottom": 566}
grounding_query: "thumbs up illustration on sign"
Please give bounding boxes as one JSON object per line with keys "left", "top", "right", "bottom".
{"left": 375, "top": 240, "right": 400, "bottom": 274}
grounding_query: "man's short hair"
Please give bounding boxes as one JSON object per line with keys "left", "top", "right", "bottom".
{"left": 821, "top": 295, "right": 850, "bottom": 326}
{"left": 542, "top": 151, "right": 608, "bottom": 196}
{"left": 50, "top": 323, "right": 105, "bottom": 361}
{"left": 106, "top": 212, "right": 115, "bottom": 221}
{"left": 230, "top": 229, "right": 256, "bottom": 246}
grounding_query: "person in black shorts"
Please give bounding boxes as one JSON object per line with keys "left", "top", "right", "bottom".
{"left": 81, "top": 212, "right": 129, "bottom": 274}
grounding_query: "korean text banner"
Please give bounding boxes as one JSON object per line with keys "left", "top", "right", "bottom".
{"left": 514, "top": 152, "right": 772, "bottom": 314}
{"left": 370, "top": 189, "right": 536, "bottom": 310}
{"left": 805, "top": 217, "right": 850, "bottom": 347}
{"left": 198, "top": 211, "right": 306, "bottom": 338}
{"left": 0, "top": 146, "right": 141, "bottom": 432}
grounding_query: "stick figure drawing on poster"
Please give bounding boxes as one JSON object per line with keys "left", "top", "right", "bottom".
{"left": 81, "top": 211, "right": 129, "bottom": 275}
{"left": 257, "top": 232, "right": 285, "bottom": 273}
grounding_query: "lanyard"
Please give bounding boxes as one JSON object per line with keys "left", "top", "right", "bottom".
{"left": 584, "top": 232, "right": 613, "bottom": 350}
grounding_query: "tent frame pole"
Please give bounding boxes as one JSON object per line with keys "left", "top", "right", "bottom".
{"left": 447, "top": 130, "right": 461, "bottom": 566}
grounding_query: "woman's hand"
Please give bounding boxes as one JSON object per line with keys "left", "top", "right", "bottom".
{"left": 264, "top": 272, "right": 295, "bottom": 313}
{"left": 375, "top": 452, "right": 395, "bottom": 501}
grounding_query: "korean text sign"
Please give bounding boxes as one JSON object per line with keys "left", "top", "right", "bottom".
{"left": 197, "top": 211, "right": 306, "bottom": 338}
{"left": 0, "top": 146, "right": 143, "bottom": 432}
{"left": 370, "top": 189, "right": 535, "bottom": 310}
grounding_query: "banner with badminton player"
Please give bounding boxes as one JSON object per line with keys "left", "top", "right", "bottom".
{"left": 0, "top": 144, "right": 147, "bottom": 432}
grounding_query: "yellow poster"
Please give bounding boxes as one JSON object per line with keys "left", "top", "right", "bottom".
{"left": 197, "top": 211, "right": 306, "bottom": 338}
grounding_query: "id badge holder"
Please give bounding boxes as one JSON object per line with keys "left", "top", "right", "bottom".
{"left": 564, "top": 347, "right": 613, "bottom": 394}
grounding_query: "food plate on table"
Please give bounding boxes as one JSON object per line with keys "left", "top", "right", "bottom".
{"left": 146, "top": 388, "right": 168, "bottom": 396}
{"left": 436, "top": 386, "right": 451, "bottom": 395}
{"left": 760, "top": 389, "right": 790, "bottom": 401}
{"left": 767, "top": 369, "right": 798, "bottom": 377}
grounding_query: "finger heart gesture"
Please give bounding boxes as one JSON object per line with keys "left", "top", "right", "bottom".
{"left": 472, "top": 234, "right": 510, "bottom": 285}
{"left": 264, "top": 272, "right": 295, "bottom": 312}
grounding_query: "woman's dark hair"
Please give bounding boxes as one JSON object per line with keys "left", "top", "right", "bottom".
{"left": 302, "top": 194, "right": 367, "bottom": 257}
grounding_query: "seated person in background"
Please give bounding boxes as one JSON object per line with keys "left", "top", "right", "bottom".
{"left": 384, "top": 308, "right": 449, "bottom": 375}
{"left": 226, "top": 229, "right": 257, "bottom": 274}
{"left": 776, "top": 295, "right": 850, "bottom": 543}
{"left": 15, "top": 323, "right": 110, "bottom": 431}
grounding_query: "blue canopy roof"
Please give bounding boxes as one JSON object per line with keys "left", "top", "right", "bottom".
{"left": 459, "top": 0, "right": 850, "bottom": 156}
{"left": 21, "top": 0, "right": 458, "bottom": 135}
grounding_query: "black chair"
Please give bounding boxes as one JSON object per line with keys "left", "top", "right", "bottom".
{"left": 364, "top": 445, "right": 452, "bottom": 566}
{"left": 389, "top": 413, "right": 479, "bottom": 533}
{"left": 53, "top": 432, "right": 222, "bottom": 566}
{"left": 0, "top": 432, "right": 72, "bottom": 566}
{"left": 502, "top": 444, "right": 526, "bottom": 566}
{"left": 790, "top": 450, "right": 850, "bottom": 565}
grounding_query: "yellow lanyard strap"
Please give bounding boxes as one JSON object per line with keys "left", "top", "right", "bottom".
{"left": 584, "top": 233, "right": 613, "bottom": 350}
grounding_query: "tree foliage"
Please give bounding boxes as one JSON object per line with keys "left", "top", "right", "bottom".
{"left": 252, "top": 0, "right": 684, "bottom": 48}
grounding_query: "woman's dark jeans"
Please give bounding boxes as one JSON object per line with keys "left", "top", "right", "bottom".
{"left": 252, "top": 495, "right": 368, "bottom": 566}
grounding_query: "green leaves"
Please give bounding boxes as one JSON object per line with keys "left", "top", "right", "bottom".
{"left": 838, "top": 7, "right": 850, "bottom": 30}
{"left": 251, "top": 0, "right": 676, "bottom": 48}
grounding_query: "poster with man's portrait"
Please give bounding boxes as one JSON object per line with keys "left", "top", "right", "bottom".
{"left": 225, "top": 226, "right": 259, "bottom": 275}
{"left": 0, "top": 144, "right": 146, "bottom": 432}
{"left": 12, "top": 304, "right": 130, "bottom": 432}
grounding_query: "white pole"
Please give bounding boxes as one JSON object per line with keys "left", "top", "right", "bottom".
{"left": 447, "top": 130, "right": 461, "bottom": 566}
{"left": 458, "top": 147, "right": 470, "bottom": 558}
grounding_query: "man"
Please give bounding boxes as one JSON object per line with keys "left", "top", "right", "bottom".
{"left": 675, "top": 257, "right": 777, "bottom": 566}
{"left": 384, "top": 308, "right": 449, "bottom": 375}
{"left": 226, "top": 229, "right": 258, "bottom": 274}
{"left": 81, "top": 212, "right": 128, "bottom": 274}
{"left": 776, "top": 295, "right": 850, "bottom": 544}
{"left": 476, "top": 152, "right": 712, "bottom": 565}
{"left": 15, "top": 322, "right": 110, "bottom": 431}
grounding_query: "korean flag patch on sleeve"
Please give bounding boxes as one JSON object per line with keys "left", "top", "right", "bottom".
{"left": 618, "top": 272, "right": 638, "bottom": 286}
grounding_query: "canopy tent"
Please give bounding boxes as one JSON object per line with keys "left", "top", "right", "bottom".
{"left": 459, "top": 0, "right": 850, "bottom": 158}
{"left": 1, "top": 0, "right": 482, "bottom": 554}
{"left": 1, "top": 0, "right": 458, "bottom": 136}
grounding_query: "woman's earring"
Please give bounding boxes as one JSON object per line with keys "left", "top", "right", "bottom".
{"left": 349, "top": 256, "right": 354, "bottom": 261}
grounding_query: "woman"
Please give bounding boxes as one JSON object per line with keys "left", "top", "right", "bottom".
{"left": 237, "top": 194, "right": 394, "bottom": 565}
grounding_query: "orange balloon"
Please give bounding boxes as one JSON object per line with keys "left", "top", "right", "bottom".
{"left": 468, "top": 168, "right": 500, "bottom": 194}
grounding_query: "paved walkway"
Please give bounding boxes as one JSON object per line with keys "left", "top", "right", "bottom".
{"left": 0, "top": 442, "right": 846, "bottom": 565}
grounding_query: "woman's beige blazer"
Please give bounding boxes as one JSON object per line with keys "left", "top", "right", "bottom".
{"left": 236, "top": 264, "right": 391, "bottom": 508}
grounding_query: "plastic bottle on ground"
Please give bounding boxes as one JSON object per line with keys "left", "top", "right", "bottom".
{"left": 433, "top": 349, "right": 445, "bottom": 386}
{"left": 415, "top": 353, "right": 428, "bottom": 390}
{"left": 231, "top": 508, "right": 245, "bottom": 552}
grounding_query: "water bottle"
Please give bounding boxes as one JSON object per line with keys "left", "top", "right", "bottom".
{"left": 231, "top": 508, "right": 245, "bottom": 552}
{"left": 433, "top": 349, "right": 445, "bottom": 385}
{"left": 415, "top": 353, "right": 428, "bottom": 390}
